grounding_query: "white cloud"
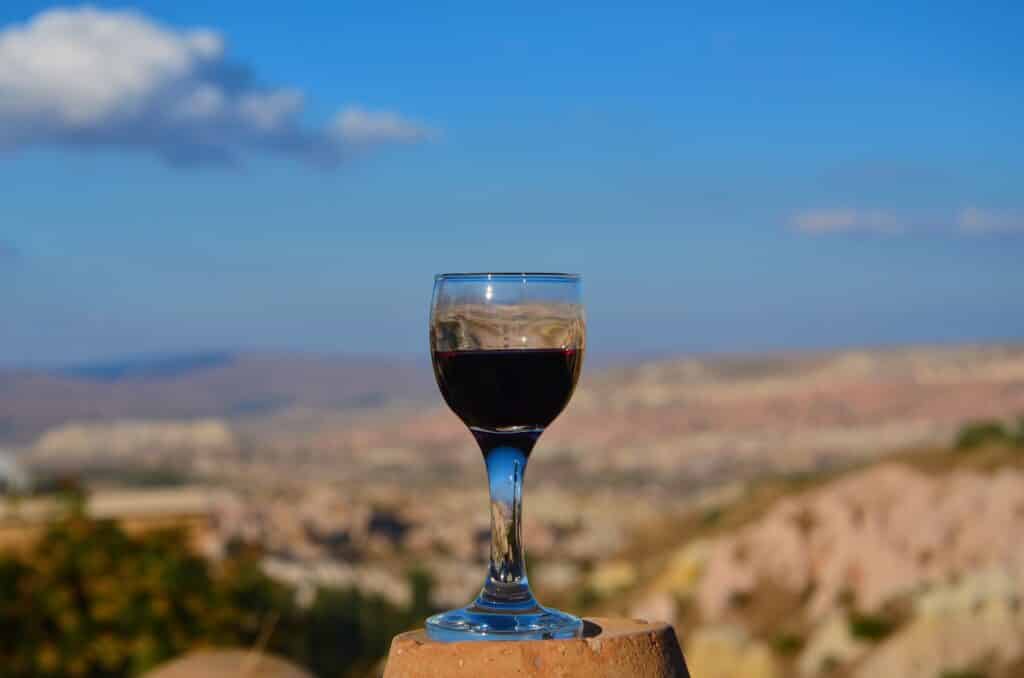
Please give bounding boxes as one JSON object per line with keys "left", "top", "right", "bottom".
{"left": 791, "top": 209, "right": 907, "bottom": 235}
{"left": 957, "top": 208, "right": 1024, "bottom": 235}
{"left": 332, "top": 107, "right": 434, "bottom": 145}
{"left": 0, "top": 7, "right": 432, "bottom": 166}
{"left": 792, "top": 207, "right": 1024, "bottom": 237}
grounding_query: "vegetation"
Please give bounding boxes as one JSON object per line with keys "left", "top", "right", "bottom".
{"left": 953, "top": 417, "right": 1024, "bottom": 452}
{"left": 0, "top": 497, "right": 434, "bottom": 678}
{"left": 771, "top": 631, "right": 805, "bottom": 656}
{"left": 30, "top": 468, "right": 192, "bottom": 494}
{"left": 847, "top": 611, "right": 896, "bottom": 642}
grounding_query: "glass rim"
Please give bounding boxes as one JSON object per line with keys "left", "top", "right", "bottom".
{"left": 434, "top": 272, "right": 581, "bottom": 281}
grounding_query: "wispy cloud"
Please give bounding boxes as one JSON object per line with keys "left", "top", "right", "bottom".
{"left": 792, "top": 209, "right": 908, "bottom": 235}
{"left": 957, "top": 208, "right": 1024, "bottom": 235}
{"left": 791, "top": 208, "right": 1024, "bottom": 236}
{"left": 332, "top": 107, "right": 436, "bottom": 145}
{"left": 0, "top": 7, "right": 434, "bottom": 167}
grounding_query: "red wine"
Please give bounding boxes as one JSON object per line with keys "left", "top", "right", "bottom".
{"left": 432, "top": 348, "right": 583, "bottom": 431}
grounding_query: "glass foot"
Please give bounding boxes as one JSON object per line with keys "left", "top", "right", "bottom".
{"left": 426, "top": 602, "right": 583, "bottom": 641}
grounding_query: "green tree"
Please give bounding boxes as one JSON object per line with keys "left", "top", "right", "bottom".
{"left": 0, "top": 505, "right": 293, "bottom": 677}
{"left": 0, "top": 504, "right": 435, "bottom": 678}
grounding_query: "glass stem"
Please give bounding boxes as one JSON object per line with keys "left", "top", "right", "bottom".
{"left": 472, "top": 429, "right": 541, "bottom": 610}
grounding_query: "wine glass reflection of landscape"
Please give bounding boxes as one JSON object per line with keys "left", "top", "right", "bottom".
{"left": 426, "top": 273, "right": 586, "bottom": 641}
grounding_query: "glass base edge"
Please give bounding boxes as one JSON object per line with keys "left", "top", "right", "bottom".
{"left": 425, "top": 606, "right": 583, "bottom": 642}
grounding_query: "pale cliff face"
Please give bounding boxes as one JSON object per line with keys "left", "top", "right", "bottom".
{"left": 32, "top": 419, "right": 236, "bottom": 458}
{"left": 696, "top": 463, "right": 1024, "bottom": 622}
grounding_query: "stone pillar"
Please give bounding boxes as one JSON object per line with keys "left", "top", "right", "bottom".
{"left": 383, "top": 617, "right": 689, "bottom": 678}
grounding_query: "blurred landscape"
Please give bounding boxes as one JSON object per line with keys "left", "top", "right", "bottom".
{"left": 4, "top": 342, "right": 1024, "bottom": 676}
{"left": 2, "top": 2, "right": 1022, "bottom": 676}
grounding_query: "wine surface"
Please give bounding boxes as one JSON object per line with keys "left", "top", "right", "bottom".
{"left": 432, "top": 348, "right": 582, "bottom": 431}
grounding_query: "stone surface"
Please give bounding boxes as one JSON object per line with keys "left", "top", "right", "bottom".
{"left": 697, "top": 464, "right": 1024, "bottom": 622}
{"left": 685, "top": 625, "right": 781, "bottom": 678}
{"left": 798, "top": 612, "right": 869, "bottom": 676}
{"left": 652, "top": 540, "right": 710, "bottom": 600}
{"left": 144, "top": 650, "right": 312, "bottom": 678}
{"left": 382, "top": 617, "right": 689, "bottom": 678}
{"left": 588, "top": 561, "right": 638, "bottom": 596}
{"left": 853, "top": 569, "right": 1024, "bottom": 678}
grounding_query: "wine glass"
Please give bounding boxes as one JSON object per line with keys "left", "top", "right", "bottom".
{"left": 426, "top": 272, "right": 586, "bottom": 641}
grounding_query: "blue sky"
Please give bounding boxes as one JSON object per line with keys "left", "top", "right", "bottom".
{"left": 1, "top": 2, "right": 1022, "bottom": 365}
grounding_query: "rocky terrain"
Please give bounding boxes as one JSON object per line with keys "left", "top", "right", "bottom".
{"left": 614, "top": 443, "right": 1024, "bottom": 678}
{"left": 236, "top": 343, "right": 1024, "bottom": 488}
{"left": 5, "top": 343, "right": 1024, "bottom": 677}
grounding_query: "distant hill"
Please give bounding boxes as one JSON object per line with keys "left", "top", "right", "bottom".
{"left": 0, "top": 351, "right": 433, "bottom": 445}
{"left": 59, "top": 351, "right": 237, "bottom": 382}
{"left": 5, "top": 343, "right": 1024, "bottom": 460}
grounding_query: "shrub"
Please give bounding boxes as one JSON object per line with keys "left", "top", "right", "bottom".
{"left": 953, "top": 420, "right": 1011, "bottom": 451}
{"left": 847, "top": 611, "right": 895, "bottom": 642}
{"left": 771, "top": 631, "right": 805, "bottom": 655}
{"left": 0, "top": 502, "right": 434, "bottom": 678}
